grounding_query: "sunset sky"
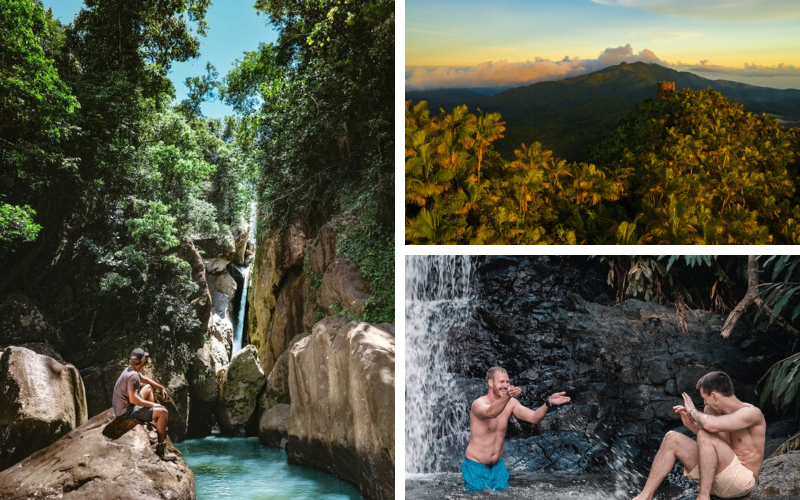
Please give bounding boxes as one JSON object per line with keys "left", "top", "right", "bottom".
{"left": 406, "top": 0, "right": 800, "bottom": 90}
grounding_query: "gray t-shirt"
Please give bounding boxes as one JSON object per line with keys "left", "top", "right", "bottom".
{"left": 112, "top": 366, "right": 141, "bottom": 417}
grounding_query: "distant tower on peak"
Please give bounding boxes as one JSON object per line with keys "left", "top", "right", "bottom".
{"left": 657, "top": 81, "right": 675, "bottom": 102}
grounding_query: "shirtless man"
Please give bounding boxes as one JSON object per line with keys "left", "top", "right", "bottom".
{"left": 632, "top": 371, "right": 765, "bottom": 500}
{"left": 462, "top": 366, "right": 571, "bottom": 491}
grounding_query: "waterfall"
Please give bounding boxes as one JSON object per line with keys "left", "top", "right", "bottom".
{"left": 232, "top": 202, "right": 257, "bottom": 356}
{"left": 405, "top": 255, "right": 474, "bottom": 474}
{"left": 232, "top": 265, "right": 250, "bottom": 355}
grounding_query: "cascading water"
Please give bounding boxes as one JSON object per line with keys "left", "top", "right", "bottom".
{"left": 405, "top": 255, "right": 474, "bottom": 474}
{"left": 231, "top": 202, "right": 257, "bottom": 356}
{"left": 232, "top": 265, "right": 250, "bottom": 355}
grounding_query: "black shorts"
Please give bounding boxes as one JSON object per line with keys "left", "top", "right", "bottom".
{"left": 116, "top": 403, "right": 153, "bottom": 422}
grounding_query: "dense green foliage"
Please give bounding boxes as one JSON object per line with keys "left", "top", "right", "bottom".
{"left": 0, "top": 0, "right": 251, "bottom": 373}
{"left": 406, "top": 88, "right": 800, "bottom": 244}
{"left": 224, "top": 0, "right": 394, "bottom": 321}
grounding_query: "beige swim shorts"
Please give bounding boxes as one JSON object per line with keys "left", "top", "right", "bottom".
{"left": 685, "top": 454, "right": 756, "bottom": 498}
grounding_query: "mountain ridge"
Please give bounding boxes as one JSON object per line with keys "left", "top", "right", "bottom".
{"left": 406, "top": 62, "right": 800, "bottom": 161}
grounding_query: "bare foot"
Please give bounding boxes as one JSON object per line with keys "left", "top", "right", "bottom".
{"left": 631, "top": 494, "right": 651, "bottom": 500}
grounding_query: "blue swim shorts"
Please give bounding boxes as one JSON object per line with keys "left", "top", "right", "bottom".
{"left": 461, "top": 457, "right": 509, "bottom": 491}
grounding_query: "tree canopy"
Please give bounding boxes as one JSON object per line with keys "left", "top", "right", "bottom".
{"left": 406, "top": 89, "right": 800, "bottom": 244}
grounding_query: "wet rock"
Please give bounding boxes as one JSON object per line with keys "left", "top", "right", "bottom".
{"left": 0, "top": 346, "right": 87, "bottom": 470}
{"left": 208, "top": 270, "right": 237, "bottom": 319}
{"left": 287, "top": 319, "right": 394, "bottom": 500}
{"left": 217, "top": 345, "right": 266, "bottom": 435}
{"left": 0, "top": 408, "right": 193, "bottom": 499}
{"left": 744, "top": 451, "right": 800, "bottom": 500}
{"left": 259, "top": 403, "right": 290, "bottom": 448}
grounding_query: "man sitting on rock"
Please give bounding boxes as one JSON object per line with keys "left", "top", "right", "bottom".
{"left": 112, "top": 347, "right": 176, "bottom": 461}
{"left": 462, "top": 366, "right": 571, "bottom": 491}
{"left": 632, "top": 371, "right": 765, "bottom": 500}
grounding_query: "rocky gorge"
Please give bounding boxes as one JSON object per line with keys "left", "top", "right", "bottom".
{"left": 0, "top": 217, "right": 394, "bottom": 500}
{"left": 406, "top": 255, "right": 799, "bottom": 499}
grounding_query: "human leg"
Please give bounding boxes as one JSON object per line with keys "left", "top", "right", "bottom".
{"left": 140, "top": 384, "right": 154, "bottom": 402}
{"left": 695, "top": 430, "right": 735, "bottom": 500}
{"left": 153, "top": 406, "right": 168, "bottom": 443}
{"left": 632, "top": 431, "right": 699, "bottom": 500}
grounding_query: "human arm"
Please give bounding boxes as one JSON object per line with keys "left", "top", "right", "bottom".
{"left": 472, "top": 387, "right": 521, "bottom": 419}
{"left": 682, "top": 392, "right": 761, "bottom": 433}
{"left": 511, "top": 392, "right": 571, "bottom": 424}
{"left": 141, "top": 374, "right": 169, "bottom": 403}
{"left": 673, "top": 404, "right": 701, "bottom": 434}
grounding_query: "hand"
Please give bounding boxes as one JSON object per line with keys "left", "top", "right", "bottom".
{"left": 505, "top": 386, "right": 522, "bottom": 398}
{"left": 673, "top": 404, "right": 688, "bottom": 415}
{"left": 548, "top": 391, "right": 571, "bottom": 406}
{"left": 681, "top": 392, "right": 696, "bottom": 413}
{"left": 161, "top": 388, "right": 169, "bottom": 403}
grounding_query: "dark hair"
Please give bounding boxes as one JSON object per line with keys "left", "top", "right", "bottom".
{"left": 696, "top": 371, "right": 734, "bottom": 397}
{"left": 486, "top": 366, "right": 507, "bottom": 381}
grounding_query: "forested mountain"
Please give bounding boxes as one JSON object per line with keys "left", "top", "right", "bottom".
{"left": 407, "top": 62, "right": 800, "bottom": 161}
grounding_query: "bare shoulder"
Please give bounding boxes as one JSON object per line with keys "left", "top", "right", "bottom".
{"left": 471, "top": 395, "right": 489, "bottom": 408}
{"left": 738, "top": 403, "right": 765, "bottom": 419}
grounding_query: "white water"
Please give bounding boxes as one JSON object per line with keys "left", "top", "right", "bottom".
{"left": 232, "top": 265, "right": 250, "bottom": 355}
{"left": 405, "top": 255, "right": 475, "bottom": 474}
{"left": 232, "top": 202, "right": 258, "bottom": 356}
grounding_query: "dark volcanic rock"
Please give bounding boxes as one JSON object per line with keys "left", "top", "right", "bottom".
{"left": 744, "top": 451, "right": 800, "bottom": 500}
{"left": 0, "top": 408, "right": 193, "bottom": 499}
{"left": 441, "top": 256, "right": 768, "bottom": 474}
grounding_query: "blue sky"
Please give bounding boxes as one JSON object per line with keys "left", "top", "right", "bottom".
{"left": 406, "top": 0, "right": 800, "bottom": 90}
{"left": 45, "top": 0, "right": 278, "bottom": 118}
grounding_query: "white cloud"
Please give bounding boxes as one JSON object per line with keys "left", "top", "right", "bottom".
{"left": 405, "top": 44, "right": 800, "bottom": 90}
{"left": 405, "top": 45, "right": 666, "bottom": 90}
{"left": 588, "top": 0, "right": 800, "bottom": 21}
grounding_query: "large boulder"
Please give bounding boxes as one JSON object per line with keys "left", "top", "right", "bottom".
{"left": 287, "top": 319, "right": 395, "bottom": 500}
{"left": 259, "top": 403, "right": 290, "bottom": 448}
{"left": 208, "top": 269, "right": 237, "bottom": 320}
{"left": 257, "top": 332, "right": 309, "bottom": 447}
{"left": 191, "top": 337, "right": 228, "bottom": 403}
{"left": 744, "top": 450, "right": 800, "bottom": 500}
{"left": 0, "top": 346, "right": 88, "bottom": 470}
{"left": 217, "top": 345, "right": 266, "bottom": 435}
{"left": 0, "top": 408, "right": 194, "bottom": 499}
{"left": 317, "top": 258, "right": 372, "bottom": 316}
